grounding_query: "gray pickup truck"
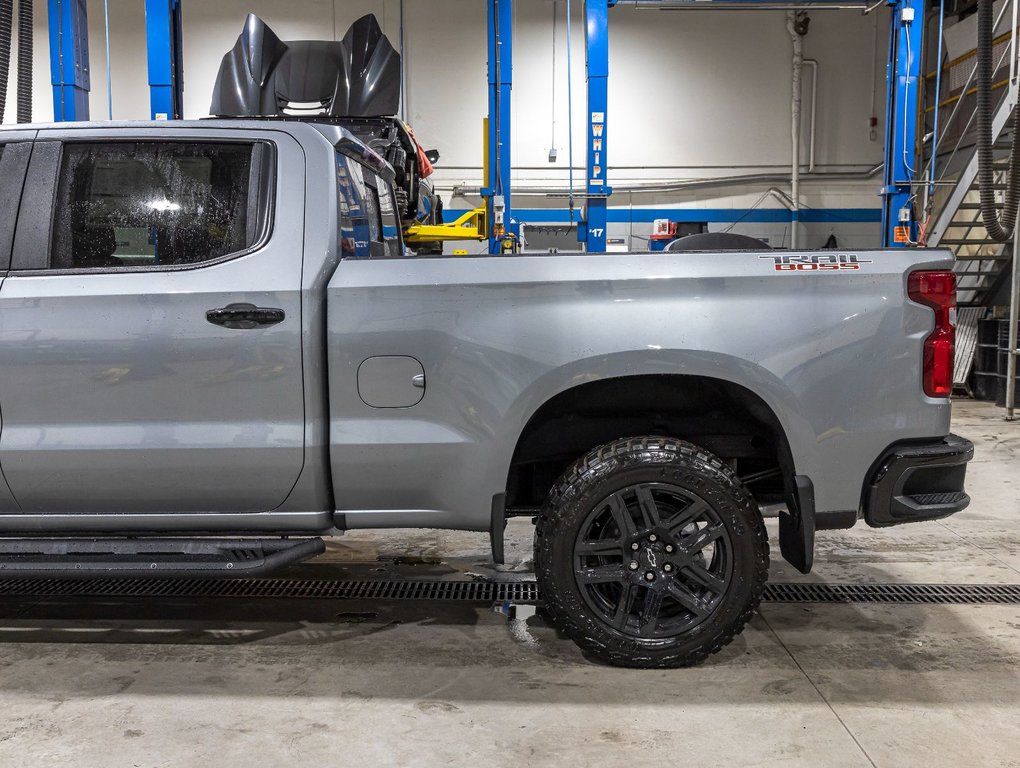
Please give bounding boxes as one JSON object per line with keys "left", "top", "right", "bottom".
{"left": 0, "top": 120, "right": 973, "bottom": 667}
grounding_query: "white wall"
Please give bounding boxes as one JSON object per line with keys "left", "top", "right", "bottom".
{"left": 2, "top": 0, "right": 891, "bottom": 249}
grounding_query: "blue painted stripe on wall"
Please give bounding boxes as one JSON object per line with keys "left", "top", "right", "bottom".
{"left": 446, "top": 208, "right": 882, "bottom": 224}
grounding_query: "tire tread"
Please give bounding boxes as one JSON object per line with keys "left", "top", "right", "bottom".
{"left": 534, "top": 436, "right": 769, "bottom": 668}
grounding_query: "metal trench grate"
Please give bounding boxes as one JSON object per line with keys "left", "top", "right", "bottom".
{"left": 0, "top": 578, "right": 1019, "bottom": 605}
{"left": 0, "top": 578, "right": 542, "bottom": 603}
{"left": 763, "top": 582, "right": 1020, "bottom": 604}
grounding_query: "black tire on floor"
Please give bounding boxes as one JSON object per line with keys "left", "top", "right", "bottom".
{"left": 534, "top": 436, "right": 769, "bottom": 668}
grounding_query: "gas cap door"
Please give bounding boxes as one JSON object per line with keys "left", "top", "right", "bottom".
{"left": 357, "top": 356, "right": 426, "bottom": 408}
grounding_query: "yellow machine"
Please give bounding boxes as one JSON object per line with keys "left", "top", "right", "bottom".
{"left": 403, "top": 207, "right": 487, "bottom": 246}
{"left": 402, "top": 120, "right": 495, "bottom": 252}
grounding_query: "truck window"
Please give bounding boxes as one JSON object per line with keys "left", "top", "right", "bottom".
{"left": 336, "top": 155, "right": 357, "bottom": 258}
{"left": 336, "top": 153, "right": 403, "bottom": 259}
{"left": 337, "top": 155, "right": 383, "bottom": 259}
{"left": 49, "top": 142, "right": 263, "bottom": 270}
{"left": 375, "top": 178, "right": 403, "bottom": 258}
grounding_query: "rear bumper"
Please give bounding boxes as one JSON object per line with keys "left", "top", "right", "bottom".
{"left": 863, "top": 434, "right": 974, "bottom": 528}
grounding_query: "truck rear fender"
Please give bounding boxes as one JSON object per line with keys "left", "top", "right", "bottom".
{"left": 499, "top": 353, "right": 812, "bottom": 515}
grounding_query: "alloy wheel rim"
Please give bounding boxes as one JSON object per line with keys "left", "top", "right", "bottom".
{"left": 572, "top": 482, "right": 733, "bottom": 640}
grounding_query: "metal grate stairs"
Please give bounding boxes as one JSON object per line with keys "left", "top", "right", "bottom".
{"left": 928, "top": 93, "right": 1017, "bottom": 307}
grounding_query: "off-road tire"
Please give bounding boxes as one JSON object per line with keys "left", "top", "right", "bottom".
{"left": 534, "top": 436, "right": 769, "bottom": 668}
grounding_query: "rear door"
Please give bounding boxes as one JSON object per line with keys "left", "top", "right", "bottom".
{"left": 0, "top": 127, "right": 307, "bottom": 515}
{"left": 0, "top": 131, "right": 34, "bottom": 514}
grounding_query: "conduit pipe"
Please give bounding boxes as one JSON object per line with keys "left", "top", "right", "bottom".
{"left": 766, "top": 186, "right": 796, "bottom": 210}
{"left": 16, "top": 0, "right": 30, "bottom": 123}
{"left": 787, "top": 11, "right": 803, "bottom": 249}
{"left": 977, "top": 0, "right": 1020, "bottom": 241}
{"left": 804, "top": 58, "right": 818, "bottom": 172}
{"left": 449, "top": 165, "right": 884, "bottom": 198}
{"left": 0, "top": 0, "right": 12, "bottom": 124}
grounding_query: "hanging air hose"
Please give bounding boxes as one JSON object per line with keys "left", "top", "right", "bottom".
{"left": 977, "top": 0, "right": 1020, "bottom": 241}
{"left": 0, "top": 0, "right": 13, "bottom": 124}
{"left": 16, "top": 0, "right": 30, "bottom": 123}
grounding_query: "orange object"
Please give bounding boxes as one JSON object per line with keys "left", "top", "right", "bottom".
{"left": 404, "top": 123, "right": 434, "bottom": 179}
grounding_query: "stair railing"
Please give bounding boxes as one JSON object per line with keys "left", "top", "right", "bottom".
{"left": 920, "top": 0, "right": 1018, "bottom": 228}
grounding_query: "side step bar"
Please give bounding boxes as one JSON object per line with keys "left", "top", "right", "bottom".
{"left": 0, "top": 537, "right": 325, "bottom": 580}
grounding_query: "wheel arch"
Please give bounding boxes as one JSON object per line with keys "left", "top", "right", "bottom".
{"left": 503, "top": 372, "right": 799, "bottom": 515}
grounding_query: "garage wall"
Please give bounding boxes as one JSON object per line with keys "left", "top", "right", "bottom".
{"left": 2, "top": 0, "right": 891, "bottom": 249}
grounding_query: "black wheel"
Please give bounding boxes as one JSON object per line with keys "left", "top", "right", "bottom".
{"left": 534, "top": 436, "right": 769, "bottom": 668}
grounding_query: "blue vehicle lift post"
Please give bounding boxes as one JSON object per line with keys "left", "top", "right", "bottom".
{"left": 485, "top": 0, "right": 517, "bottom": 253}
{"left": 581, "top": 0, "right": 614, "bottom": 253}
{"left": 47, "top": 0, "right": 90, "bottom": 121}
{"left": 144, "top": 0, "right": 184, "bottom": 119}
{"left": 477, "top": 0, "right": 926, "bottom": 251}
{"left": 881, "top": 0, "right": 924, "bottom": 247}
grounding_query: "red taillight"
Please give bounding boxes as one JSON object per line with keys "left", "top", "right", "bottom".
{"left": 908, "top": 270, "right": 957, "bottom": 398}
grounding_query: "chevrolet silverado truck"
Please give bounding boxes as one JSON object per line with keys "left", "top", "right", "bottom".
{"left": 0, "top": 119, "right": 973, "bottom": 668}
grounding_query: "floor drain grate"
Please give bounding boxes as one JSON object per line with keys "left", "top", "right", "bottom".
{"left": 763, "top": 582, "right": 1020, "bottom": 604}
{"left": 0, "top": 579, "right": 1019, "bottom": 605}
{"left": 0, "top": 578, "right": 542, "bottom": 603}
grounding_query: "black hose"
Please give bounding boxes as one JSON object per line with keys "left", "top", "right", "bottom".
{"left": 0, "top": 0, "right": 13, "bottom": 124}
{"left": 977, "top": 0, "right": 1020, "bottom": 241}
{"left": 16, "top": 0, "right": 30, "bottom": 123}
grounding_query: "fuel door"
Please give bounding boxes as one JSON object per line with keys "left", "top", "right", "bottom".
{"left": 357, "top": 356, "right": 426, "bottom": 408}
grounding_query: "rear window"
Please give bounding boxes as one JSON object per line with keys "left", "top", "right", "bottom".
{"left": 336, "top": 153, "right": 402, "bottom": 259}
{"left": 50, "top": 142, "right": 263, "bottom": 270}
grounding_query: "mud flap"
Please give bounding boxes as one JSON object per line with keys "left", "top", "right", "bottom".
{"left": 490, "top": 493, "right": 506, "bottom": 565}
{"left": 779, "top": 476, "right": 815, "bottom": 574}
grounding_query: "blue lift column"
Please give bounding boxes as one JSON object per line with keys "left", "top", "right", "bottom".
{"left": 581, "top": 0, "right": 614, "bottom": 253}
{"left": 485, "top": 0, "right": 518, "bottom": 254}
{"left": 145, "top": 0, "right": 184, "bottom": 119}
{"left": 48, "top": 0, "right": 90, "bottom": 121}
{"left": 881, "top": 0, "right": 924, "bottom": 247}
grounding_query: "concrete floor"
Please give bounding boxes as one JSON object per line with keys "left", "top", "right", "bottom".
{"left": 0, "top": 400, "right": 1017, "bottom": 767}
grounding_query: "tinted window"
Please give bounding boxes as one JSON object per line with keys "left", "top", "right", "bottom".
{"left": 50, "top": 142, "right": 257, "bottom": 270}
{"left": 377, "top": 183, "right": 398, "bottom": 238}
{"left": 336, "top": 154, "right": 403, "bottom": 259}
{"left": 337, "top": 156, "right": 380, "bottom": 259}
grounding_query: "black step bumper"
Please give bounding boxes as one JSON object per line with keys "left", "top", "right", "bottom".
{"left": 864, "top": 434, "right": 974, "bottom": 528}
{"left": 0, "top": 537, "right": 325, "bottom": 580}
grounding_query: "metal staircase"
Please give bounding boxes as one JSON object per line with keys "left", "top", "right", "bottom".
{"left": 922, "top": 3, "right": 1020, "bottom": 411}
{"left": 927, "top": 89, "right": 1017, "bottom": 307}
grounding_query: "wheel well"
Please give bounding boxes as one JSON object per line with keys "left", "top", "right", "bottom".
{"left": 505, "top": 375, "right": 794, "bottom": 514}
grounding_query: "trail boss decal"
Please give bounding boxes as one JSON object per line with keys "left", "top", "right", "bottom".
{"left": 761, "top": 254, "right": 873, "bottom": 272}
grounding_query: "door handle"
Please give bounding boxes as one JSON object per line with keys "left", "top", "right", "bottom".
{"left": 206, "top": 303, "right": 286, "bottom": 330}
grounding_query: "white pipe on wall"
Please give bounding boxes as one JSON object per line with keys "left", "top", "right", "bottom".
{"left": 448, "top": 165, "right": 883, "bottom": 197}
{"left": 787, "top": 11, "right": 803, "bottom": 249}
{"left": 804, "top": 58, "right": 818, "bottom": 172}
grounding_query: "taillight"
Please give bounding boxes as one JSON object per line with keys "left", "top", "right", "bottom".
{"left": 908, "top": 270, "right": 957, "bottom": 398}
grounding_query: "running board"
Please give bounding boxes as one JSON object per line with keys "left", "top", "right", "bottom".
{"left": 0, "top": 538, "right": 325, "bottom": 579}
